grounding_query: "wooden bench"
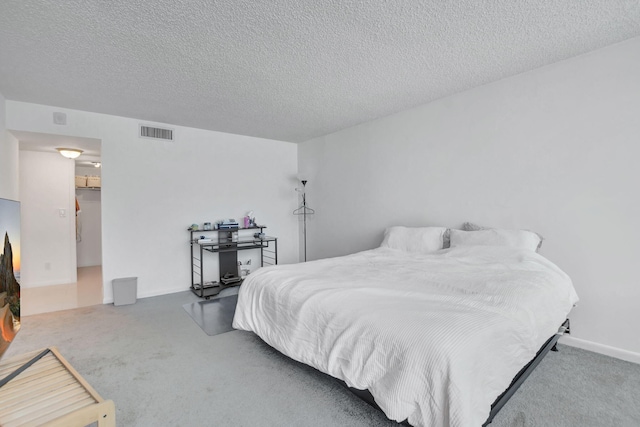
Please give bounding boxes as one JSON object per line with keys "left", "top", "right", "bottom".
{"left": 0, "top": 347, "right": 115, "bottom": 427}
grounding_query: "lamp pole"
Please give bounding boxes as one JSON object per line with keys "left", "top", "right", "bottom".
{"left": 301, "top": 180, "right": 307, "bottom": 262}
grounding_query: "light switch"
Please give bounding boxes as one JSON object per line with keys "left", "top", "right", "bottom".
{"left": 59, "top": 209, "right": 66, "bottom": 217}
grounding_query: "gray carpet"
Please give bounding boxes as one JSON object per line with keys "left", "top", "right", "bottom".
{"left": 183, "top": 294, "right": 238, "bottom": 336}
{"left": 5, "top": 289, "right": 640, "bottom": 427}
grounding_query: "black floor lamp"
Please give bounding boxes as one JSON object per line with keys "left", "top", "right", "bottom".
{"left": 293, "top": 180, "right": 314, "bottom": 262}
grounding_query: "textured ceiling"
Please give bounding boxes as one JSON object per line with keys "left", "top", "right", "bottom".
{"left": 1, "top": 1, "right": 639, "bottom": 143}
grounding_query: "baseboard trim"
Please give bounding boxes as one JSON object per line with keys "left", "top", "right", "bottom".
{"left": 560, "top": 335, "right": 640, "bottom": 365}
{"left": 102, "top": 286, "right": 189, "bottom": 305}
{"left": 21, "top": 279, "right": 75, "bottom": 288}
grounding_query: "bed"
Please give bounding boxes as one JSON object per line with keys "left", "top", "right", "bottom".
{"left": 232, "top": 226, "right": 579, "bottom": 427}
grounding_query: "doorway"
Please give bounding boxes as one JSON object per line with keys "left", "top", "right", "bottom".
{"left": 75, "top": 159, "right": 103, "bottom": 307}
{"left": 14, "top": 131, "right": 103, "bottom": 315}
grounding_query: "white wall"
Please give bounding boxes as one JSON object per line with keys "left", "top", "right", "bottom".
{"left": 299, "top": 37, "right": 640, "bottom": 361}
{"left": 6, "top": 103, "right": 299, "bottom": 302}
{"left": 75, "top": 165, "right": 102, "bottom": 267}
{"left": 0, "top": 92, "right": 19, "bottom": 201}
{"left": 19, "top": 150, "right": 77, "bottom": 287}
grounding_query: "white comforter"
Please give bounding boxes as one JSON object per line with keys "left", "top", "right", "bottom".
{"left": 232, "top": 246, "right": 579, "bottom": 427}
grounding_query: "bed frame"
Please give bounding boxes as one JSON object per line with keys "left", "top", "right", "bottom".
{"left": 0, "top": 347, "right": 115, "bottom": 427}
{"left": 341, "top": 319, "right": 571, "bottom": 426}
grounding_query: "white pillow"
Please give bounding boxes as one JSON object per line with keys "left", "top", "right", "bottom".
{"left": 380, "top": 226, "right": 446, "bottom": 254}
{"left": 463, "top": 222, "right": 544, "bottom": 251}
{"left": 449, "top": 228, "right": 541, "bottom": 252}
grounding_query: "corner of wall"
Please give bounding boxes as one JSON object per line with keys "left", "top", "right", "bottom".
{"left": 0, "top": 92, "right": 20, "bottom": 201}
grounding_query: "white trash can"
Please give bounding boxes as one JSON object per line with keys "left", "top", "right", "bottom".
{"left": 112, "top": 277, "right": 138, "bottom": 306}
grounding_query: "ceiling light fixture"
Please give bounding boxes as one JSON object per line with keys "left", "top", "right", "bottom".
{"left": 56, "top": 148, "right": 83, "bottom": 159}
{"left": 92, "top": 162, "right": 102, "bottom": 168}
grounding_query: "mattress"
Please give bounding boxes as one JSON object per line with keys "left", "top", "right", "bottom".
{"left": 232, "top": 245, "right": 579, "bottom": 426}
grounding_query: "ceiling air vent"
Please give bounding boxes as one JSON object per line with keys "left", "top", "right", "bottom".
{"left": 139, "top": 125, "right": 174, "bottom": 141}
